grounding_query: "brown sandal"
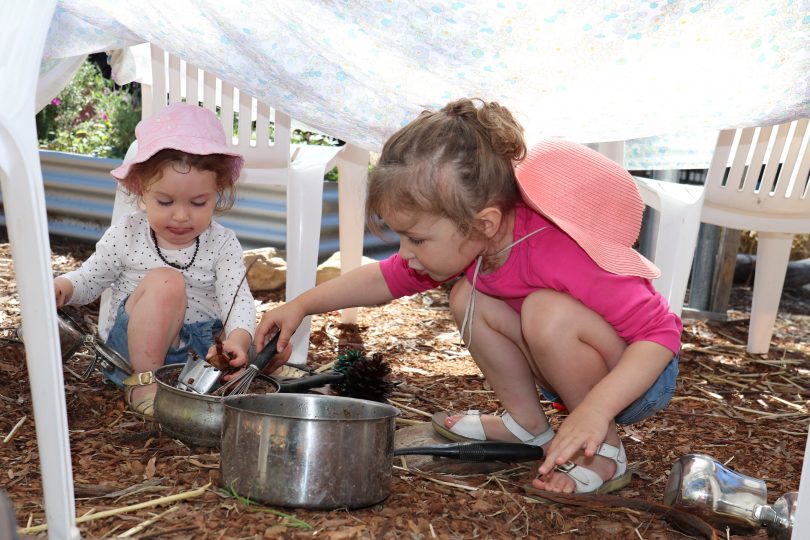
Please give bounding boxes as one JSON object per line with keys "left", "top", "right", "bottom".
{"left": 123, "top": 371, "right": 156, "bottom": 418}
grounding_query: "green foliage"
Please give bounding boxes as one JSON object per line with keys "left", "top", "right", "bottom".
{"left": 221, "top": 482, "right": 312, "bottom": 529}
{"left": 36, "top": 60, "right": 140, "bottom": 158}
{"left": 35, "top": 58, "right": 343, "bottom": 182}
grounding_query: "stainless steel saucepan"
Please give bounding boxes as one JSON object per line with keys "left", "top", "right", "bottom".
{"left": 219, "top": 394, "right": 545, "bottom": 509}
{"left": 220, "top": 394, "right": 398, "bottom": 509}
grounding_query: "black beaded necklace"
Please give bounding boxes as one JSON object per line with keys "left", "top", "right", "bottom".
{"left": 150, "top": 228, "right": 200, "bottom": 270}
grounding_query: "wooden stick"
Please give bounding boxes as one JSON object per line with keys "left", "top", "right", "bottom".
{"left": 694, "top": 387, "right": 724, "bottom": 401}
{"left": 388, "top": 398, "right": 433, "bottom": 419}
{"left": 3, "top": 415, "right": 26, "bottom": 443}
{"left": 767, "top": 394, "right": 807, "bottom": 412}
{"left": 315, "top": 360, "right": 336, "bottom": 373}
{"left": 395, "top": 418, "right": 426, "bottom": 426}
{"left": 393, "top": 465, "right": 478, "bottom": 491}
{"left": 18, "top": 483, "right": 210, "bottom": 534}
{"left": 118, "top": 505, "right": 180, "bottom": 537}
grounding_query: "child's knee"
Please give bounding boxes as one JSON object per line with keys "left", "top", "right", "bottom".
{"left": 448, "top": 278, "right": 471, "bottom": 322}
{"left": 134, "top": 267, "right": 187, "bottom": 307}
{"left": 521, "top": 289, "right": 577, "bottom": 344}
{"left": 146, "top": 267, "right": 185, "bottom": 291}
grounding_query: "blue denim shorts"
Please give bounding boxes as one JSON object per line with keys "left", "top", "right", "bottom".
{"left": 103, "top": 297, "right": 223, "bottom": 388}
{"left": 540, "top": 354, "right": 679, "bottom": 425}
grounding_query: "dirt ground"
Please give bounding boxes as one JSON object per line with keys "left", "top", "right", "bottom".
{"left": 0, "top": 238, "right": 808, "bottom": 539}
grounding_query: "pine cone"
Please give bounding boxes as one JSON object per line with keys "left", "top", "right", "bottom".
{"left": 333, "top": 348, "right": 365, "bottom": 374}
{"left": 335, "top": 353, "right": 394, "bottom": 403}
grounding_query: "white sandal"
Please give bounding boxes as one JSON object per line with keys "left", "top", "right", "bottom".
{"left": 431, "top": 410, "right": 555, "bottom": 446}
{"left": 552, "top": 441, "right": 632, "bottom": 494}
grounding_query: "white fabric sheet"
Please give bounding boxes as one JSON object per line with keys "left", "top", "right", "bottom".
{"left": 41, "top": 0, "right": 810, "bottom": 169}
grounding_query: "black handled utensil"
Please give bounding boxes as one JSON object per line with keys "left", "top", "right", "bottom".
{"left": 393, "top": 441, "right": 544, "bottom": 462}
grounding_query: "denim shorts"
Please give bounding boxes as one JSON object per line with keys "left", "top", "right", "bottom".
{"left": 540, "top": 354, "right": 679, "bottom": 425}
{"left": 103, "top": 297, "right": 223, "bottom": 388}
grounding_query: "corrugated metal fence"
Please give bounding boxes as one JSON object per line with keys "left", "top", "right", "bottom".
{"left": 0, "top": 151, "right": 398, "bottom": 261}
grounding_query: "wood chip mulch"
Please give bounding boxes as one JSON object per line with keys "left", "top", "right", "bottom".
{"left": 0, "top": 239, "right": 807, "bottom": 539}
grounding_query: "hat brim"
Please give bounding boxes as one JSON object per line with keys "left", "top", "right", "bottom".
{"left": 539, "top": 210, "right": 660, "bottom": 279}
{"left": 110, "top": 135, "right": 244, "bottom": 182}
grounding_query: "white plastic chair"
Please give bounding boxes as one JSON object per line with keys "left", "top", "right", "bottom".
{"left": 0, "top": 1, "right": 80, "bottom": 538}
{"left": 100, "top": 44, "right": 369, "bottom": 366}
{"left": 635, "top": 119, "right": 810, "bottom": 354}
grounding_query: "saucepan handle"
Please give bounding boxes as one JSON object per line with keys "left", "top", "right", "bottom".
{"left": 278, "top": 372, "right": 345, "bottom": 393}
{"left": 393, "top": 441, "right": 544, "bottom": 462}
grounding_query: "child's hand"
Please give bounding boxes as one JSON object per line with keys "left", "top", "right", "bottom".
{"left": 255, "top": 302, "right": 304, "bottom": 372}
{"left": 205, "top": 338, "right": 247, "bottom": 370}
{"left": 537, "top": 402, "right": 612, "bottom": 476}
{"left": 53, "top": 276, "right": 73, "bottom": 307}
{"left": 206, "top": 328, "right": 251, "bottom": 373}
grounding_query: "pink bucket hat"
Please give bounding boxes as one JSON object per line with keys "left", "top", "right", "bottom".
{"left": 515, "top": 139, "right": 660, "bottom": 279}
{"left": 110, "top": 102, "right": 244, "bottom": 182}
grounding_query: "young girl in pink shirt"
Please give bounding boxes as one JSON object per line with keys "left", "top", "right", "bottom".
{"left": 255, "top": 98, "right": 681, "bottom": 494}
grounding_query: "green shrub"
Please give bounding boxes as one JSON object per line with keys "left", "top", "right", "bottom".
{"left": 36, "top": 58, "right": 343, "bottom": 181}
{"left": 36, "top": 59, "right": 140, "bottom": 158}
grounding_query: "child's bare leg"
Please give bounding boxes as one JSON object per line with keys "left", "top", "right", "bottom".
{"left": 125, "top": 268, "right": 187, "bottom": 401}
{"left": 521, "top": 289, "right": 626, "bottom": 493}
{"left": 444, "top": 278, "right": 552, "bottom": 441}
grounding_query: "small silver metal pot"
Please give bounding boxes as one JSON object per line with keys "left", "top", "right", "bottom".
{"left": 154, "top": 364, "right": 279, "bottom": 448}
{"left": 17, "top": 310, "right": 86, "bottom": 362}
{"left": 663, "top": 453, "right": 768, "bottom": 534}
{"left": 220, "top": 394, "right": 400, "bottom": 509}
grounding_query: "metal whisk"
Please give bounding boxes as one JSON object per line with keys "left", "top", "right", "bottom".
{"left": 212, "top": 331, "right": 281, "bottom": 396}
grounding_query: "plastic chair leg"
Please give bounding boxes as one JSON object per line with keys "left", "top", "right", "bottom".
{"left": 647, "top": 197, "right": 702, "bottom": 316}
{"left": 285, "top": 160, "right": 326, "bottom": 366}
{"left": 0, "top": 127, "right": 79, "bottom": 539}
{"left": 336, "top": 144, "right": 368, "bottom": 324}
{"left": 747, "top": 232, "right": 793, "bottom": 354}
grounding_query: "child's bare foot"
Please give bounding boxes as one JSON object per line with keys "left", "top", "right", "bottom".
{"left": 531, "top": 439, "right": 630, "bottom": 494}
{"left": 532, "top": 453, "right": 616, "bottom": 493}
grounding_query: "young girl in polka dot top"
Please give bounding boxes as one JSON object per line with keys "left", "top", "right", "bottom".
{"left": 53, "top": 103, "right": 256, "bottom": 418}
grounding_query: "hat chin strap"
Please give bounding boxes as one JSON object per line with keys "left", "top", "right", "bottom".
{"left": 460, "top": 227, "right": 547, "bottom": 350}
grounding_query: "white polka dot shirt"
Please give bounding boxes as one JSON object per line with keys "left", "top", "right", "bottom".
{"left": 62, "top": 211, "right": 256, "bottom": 341}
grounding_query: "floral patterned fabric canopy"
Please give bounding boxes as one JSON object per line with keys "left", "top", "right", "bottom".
{"left": 42, "top": 0, "right": 810, "bottom": 169}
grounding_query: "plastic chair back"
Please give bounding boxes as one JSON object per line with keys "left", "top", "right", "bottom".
{"left": 147, "top": 44, "right": 292, "bottom": 171}
{"left": 703, "top": 120, "right": 810, "bottom": 229}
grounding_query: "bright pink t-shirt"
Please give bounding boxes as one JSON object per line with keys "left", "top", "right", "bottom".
{"left": 379, "top": 203, "right": 682, "bottom": 354}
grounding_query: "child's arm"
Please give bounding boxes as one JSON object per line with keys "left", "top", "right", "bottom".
{"left": 53, "top": 276, "right": 74, "bottom": 307}
{"left": 255, "top": 261, "right": 393, "bottom": 372}
{"left": 59, "top": 222, "right": 127, "bottom": 306}
{"left": 538, "top": 341, "right": 673, "bottom": 475}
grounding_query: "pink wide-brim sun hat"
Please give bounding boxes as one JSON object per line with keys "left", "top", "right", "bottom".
{"left": 515, "top": 139, "right": 660, "bottom": 279}
{"left": 110, "top": 102, "right": 244, "bottom": 183}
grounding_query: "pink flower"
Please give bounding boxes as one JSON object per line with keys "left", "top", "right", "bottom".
{"left": 51, "top": 98, "right": 62, "bottom": 106}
